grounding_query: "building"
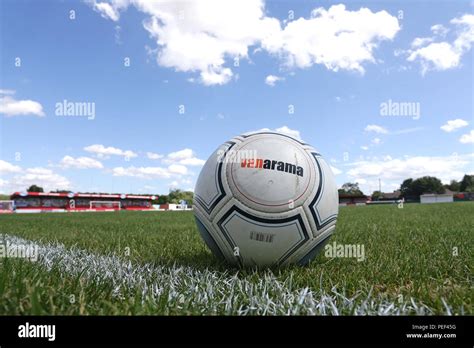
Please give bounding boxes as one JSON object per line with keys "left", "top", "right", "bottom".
{"left": 158, "top": 203, "right": 192, "bottom": 211}
{"left": 420, "top": 193, "right": 454, "bottom": 204}
{"left": 338, "top": 194, "right": 368, "bottom": 206}
{"left": 9, "top": 192, "right": 156, "bottom": 213}
{"left": 454, "top": 192, "right": 474, "bottom": 201}
{"left": 380, "top": 190, "right": 401, "bottom": 201}
{"left": 368, "top": 190, "right": 402, "bottom": 205}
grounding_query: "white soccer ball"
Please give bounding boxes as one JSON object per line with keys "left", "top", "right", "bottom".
{"left": 193, "top": 131, "right": 338, "bottom": 267}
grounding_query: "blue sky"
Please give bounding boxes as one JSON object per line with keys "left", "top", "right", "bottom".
{"left": 1, "top": 0, "right": 473, "bottom": 195}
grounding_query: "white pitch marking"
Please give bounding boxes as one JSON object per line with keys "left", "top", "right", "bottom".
{"left": 0, "top": 234, "right": 448, "bottom": 315}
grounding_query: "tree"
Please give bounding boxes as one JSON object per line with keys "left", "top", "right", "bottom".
{"left": 371, "top": 190, "right": 383, "bottom": 200}
{"left": 167, "top": 189, "right": 194, "bottom": 206}
{"left": 400, "top": 176, "right": 444, "bottom": 197}
{"left": 157, "top": 195, "right": 168, "bottom": 204}
{"left": 27, "top": 185, "right": 43, "bottom": 192}
{"left": 179, "top": 191, "right": 194, "bottom": 206}
{"left": 444, "top": 180, "right": 461, "bottom": 192}
{"left": 153, "top": 189, "right": 194, "bottom": 205}
{"left": 415, "top": 176, "right": 445, "bottom": 195}
{"left": 460, "top": 174, "right": 474, "bottom": 192}
{"left": 168, "top": 189, "right": 182, "bottom": 204}
{"left": 338, "top": 182, "right": 363, "bottom": 196}
{"left": 400, "top": 178, "right": 414, "bottom": 197}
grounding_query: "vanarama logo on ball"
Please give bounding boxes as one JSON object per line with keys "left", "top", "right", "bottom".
{"left": 240, "top": 158, "right": 304, "bottom": 177}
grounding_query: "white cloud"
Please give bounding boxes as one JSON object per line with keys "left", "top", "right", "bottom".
{"left": 407, "top": 42, "right": 461, "bottom": 72}
{"left": 179, "top": 157, "right": 206, "bottom": 166}
{"left": 0, "top": 89, "right": 15, "bottom": 95}
{"left": 256, "top": 126, "right": 302, "bottom": 141}
{"left": 112, "top": 166, "right": 169, "bottom": 179}
{"left": 112, "top": 164, "right": 188, "bottom": 178}
{"left": 0, "top": 92, "right": 45, "bottom": 117}
{"left": 364, "top": 126, "right": 423, "bottom": 139}
{"left": 360, "top": 145, "right": 369, "bottom": 151}
{"left": 372, "top": 137, "right": 382, "bottom": 145}
{"left": 146, "top": 152, "right": 163, "bottom": 160}
{"left": 84, "top": 144, "right": 137, "bottom": 159}
{"left": 346, "top": 153, "right": 473, "bottom": 185}
{"left": 451, "top": 14, "right": 474, "bottom": 51}
{"left": 411, "top": 37, "right": 434, "bottom": 48}
{"left": 169, "top": 178, "right": 193, "bottom": 190}
{"left": 275, "top": 126, "right": 301, "bottom": 140}
{"left": 89, "top": 2, "right": 400, "bottom": 84}
{"left": 365, "top": 124, "right": 388, "bottom": 134}
{"left": 391, "top": 127, "right": 424, "bottom": 135}
{"left": 0, "top": 160, "right": 22, "bottom": 174}
{"left": 199, "top": 68, "right": 234, "bottom": 86}
{"left": 265, "top": 75, "right": 284, "bottom": 86}
{"left": 262, "top": 4, "right": 400, "bottom": 73}
{"left": 136, "top": 0, "right": 279, "bottom": 86}
{"left": 354, "top": 178, "right": 399, "bottom": 195}
{"left": 167, "top": 149, "right": 194, "bottom": 161}
{"left": 92, "top": 1, "right": 121, "bottom": 21}
{"left": 26, "top": 168, "right": 54, "bottom": 175}
{"left": 459, "top": 130, "right": 474, "bottom": 144}
{"left": 180, "top": 178, "right": 193, "bottom": 185}
{"left": 164, "top": 148, "right": 205, "bottom": 166}
{"left": 431, "top": 24, "right": 449, "bottom": 37}
{"left": 330, "top": 165, "right": 342, "bottom": 175}
{"left": 353, "top": 178, "right": 367, "bottom": 185}
{"left": 60, "top": 156, "right": 104, "bottom": 169}
{"left": 167, "top": 164, "right": 188, "bottom": 175}
{"left": 406, "top": 14, "right": 474, "bottom": 74}
{"left": 0, "top": 178, "right": 8, "bottom": 190}
{"left": 7, "top": 167, "right": 71, "bottom": 192}
{"left": 440, "top": 119, "right": 469, "bottom": 132}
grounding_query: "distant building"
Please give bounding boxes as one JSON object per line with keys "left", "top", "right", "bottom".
{"left": 420, "top": 193, "right": 454, "bottom": 204}
{"left": 158, "top": 203, "right": 192, "bottom": 211}
{"left": 368, "top": 190, "right": 402, "bottom": 205}
{"left": 439, "top": 189, "right": 474, "bottom": 201}
{"left": 338, "top": 194, "right": 368, "bottom": 206}
{"left": 444, "top": 189, "right": 456, "bottom": 196}
{"left": 380, "top": 190, "right": 401, "bottom": 201}
{"left": 10, "top": 191, "right": 155, "bottom": 213}
{"left": 454, "top": 192, "right": 474, "bottom": 201}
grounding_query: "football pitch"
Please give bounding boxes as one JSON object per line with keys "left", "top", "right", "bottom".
{"left": 0, "top": 203, "right": 472, "bottom": 315}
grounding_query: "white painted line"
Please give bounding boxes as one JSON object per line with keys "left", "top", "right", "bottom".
{"left": 0, "top": 234, "right": 446, "bottom": 315}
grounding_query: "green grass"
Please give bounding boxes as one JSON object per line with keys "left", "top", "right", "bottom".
{"left": 0, "top": 203, "right": 472, "bottom": 315}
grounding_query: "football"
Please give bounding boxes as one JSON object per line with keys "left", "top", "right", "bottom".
{"left": 193, "top": 131, "right": 339, "bottom": 267}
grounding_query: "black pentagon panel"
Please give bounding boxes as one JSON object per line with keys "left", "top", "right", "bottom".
{"left": 308, "top": 153, "right": 338, "bottom": 231}
{"left": 194, "top": 216, "right": 225, "bottom": 261}
{"left": 216, "top": 205, "right": 310, "bottom": 267}
{"left": 298, "top": 234, "right": 332, "bottom": 266}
